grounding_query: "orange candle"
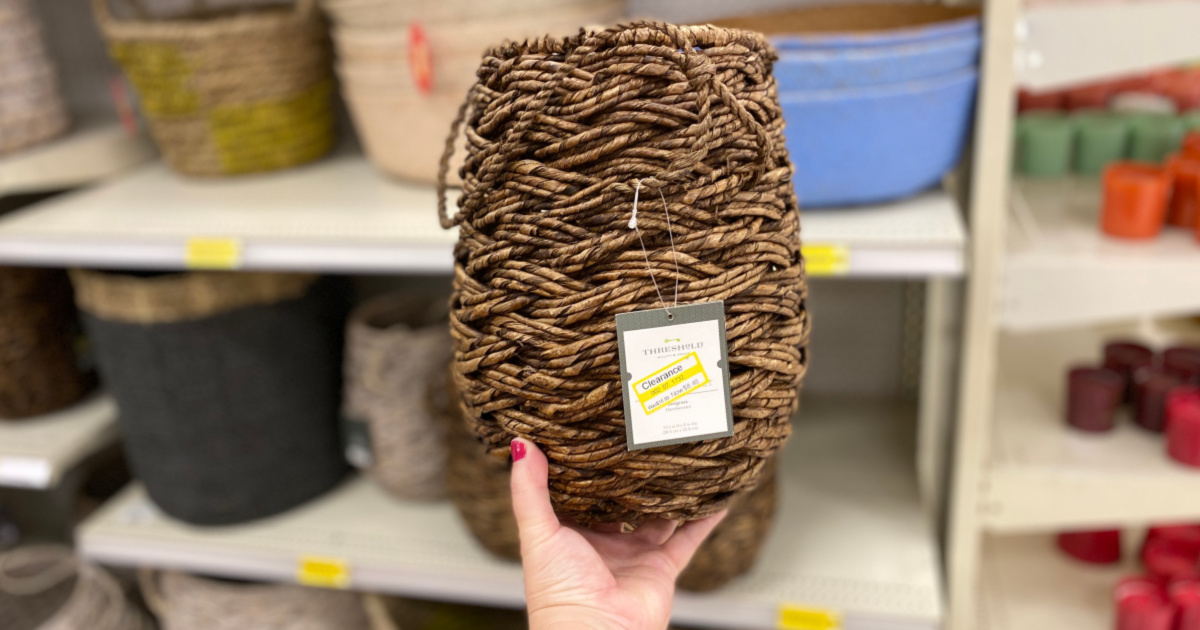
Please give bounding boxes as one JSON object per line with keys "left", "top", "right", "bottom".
{"left": 1102, "top": 162, "right": 1172, "bottom": 239}
{"left": 1184, "top": 131, "right": 1200, "bottom": 160}
{"left": 1168, "top": 154, "right": 1200, "bottom": 227}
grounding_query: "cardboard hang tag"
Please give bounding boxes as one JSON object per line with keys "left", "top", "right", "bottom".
{"left": 616, "top": 301, "right": 734, "bottom": 451}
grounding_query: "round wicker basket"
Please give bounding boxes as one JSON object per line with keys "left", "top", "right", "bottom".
{"left": 435, "top": 374, "right": 779, "bottom": 589}
{"left": 0, "top": 267, "right": 95, "bottom": 420}
{"left": 92, "top": 0, "right": 335, "bottom": 176}
{"left": 71, "top": 270, "right": 349, "bottom": 525}
{"left": 0, "top": 0, "right": 68, "bottom": 155}
{"left": 438, "top": 22, "right": 808, "bottom": 527}
{"left": 344, "top": 292, "right": 452, "bottom": 501}
{"left": 140, "top": 570, "right": 371, "bottom": 630}
{"left": 0, "top": 545, "right": 153, "bottom": 630}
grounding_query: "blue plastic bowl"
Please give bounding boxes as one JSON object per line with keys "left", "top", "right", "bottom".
{"left": 775, "top": 33, "right": 980, "bottom": 90}
{"left": 771, "top": 16, "right": 979, "bottom": 50}
{"left": 714, "top": 5, "right": 980, "bottom": 50}
{"left": 780, "top": 68, "right": 979, "bottom": 208}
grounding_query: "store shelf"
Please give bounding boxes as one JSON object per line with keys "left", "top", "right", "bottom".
{"left": 979, "top": 534, "right": 1125, "bottom": 630}
{"left": 0, "top": 116, "right": 154, "bottom": 197}
{"left": 1018, "top": 0, "right": 1200, "bottom": 91}
{"left": 0, "top": 394, "right": 119, "bottom": 489}
{"left": 0, "top": 154, "right": 965, "bottom": 277}
{"left": 1001, "top": 178, "right": 1200, "bottom": 333}
{"left": 80, "top": 397, "right": 941, "bottom": 630}
{"left": 983, "top": 323, "right": 1200, "bottom": 533}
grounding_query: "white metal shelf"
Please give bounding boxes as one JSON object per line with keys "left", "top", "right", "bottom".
{"left": 0, "top": 394, "right": 119, "bottom": 489}
{"left": 79, "top": 397, "right": 941, "bottom": 630}
{"left": 0, "top": 154, "right": 965, "bottom": 277}
{"left": 0, "top": 115, "right": 154, "bottom": 197}
{"left": 980, "top": 534, "right": 1124, "bottom": 630}
{"left": 984, "top": 322, "right": 1200, "bottom": 532}
{"left": 1001, "top": 178, "right": 1200, "bottom": 333}
{"left": 1018, "top": 0, "right": 1200, "bottom": 91}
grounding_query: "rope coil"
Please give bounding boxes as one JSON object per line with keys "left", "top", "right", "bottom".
{"left": 438, "top": 21, "right": 809, "bottom": 526}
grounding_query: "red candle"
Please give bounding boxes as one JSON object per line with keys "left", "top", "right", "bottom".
{"left": 1165, "top": 347, "right": 1200, "bottom": 384}
{"left": 1018, "top": 89, "right": 1065, "bottom": 112}
{"left": 1057, "top": 529, "right": 1122, "bottom": 564}
{"left": 1168, "top": 155, "right": 1200, "bottom": 228}
{"left": 1066, "top": 83, "right": 1116, "bottom": 110}
{"left": 1144, "top": 536, "right": 1200, "bottom": 581}
{"left": 1172, "top": 581, "right": 1200, "bottom": 630}
{"left": 1117, "top": 577, "right": 1176, "bottom": 630}
{"left": 1067, "top": 367, "right": 1124, "bottom": 432}
{"left": 1134, "top": 369, "right": 1185, "bottom": 432}
{"left": 1167, "top": 389, "right": 1200, "bottom": 467}
{"left": 1106, "top": 341, "right": 1157, "bottom": 402}
{"left": 1102, "top": 162, "right": 1172, "bottom": 240}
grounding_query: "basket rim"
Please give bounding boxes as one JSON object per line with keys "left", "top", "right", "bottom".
{"left": 91, "top": 0, "right": 318, "bottom": 41}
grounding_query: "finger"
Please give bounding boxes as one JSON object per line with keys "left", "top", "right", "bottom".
{"left": 509, "top": 438, "right": 560, "bottom": 548}
{"left": 662, "top": 510, "right": 727, "bottom": 574}
{"left": 629, "top": 519, "right": 679, "bottom": 547}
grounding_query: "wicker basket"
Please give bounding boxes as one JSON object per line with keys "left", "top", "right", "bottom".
{"left": 0, "top": 545, "right": 154, "bottom": 630}
{"left": 0, "top": 267, "right": 95, "bottom": 420}
{"left": 71, "top": 270, "right": 349, "bottom": 525}
{"left": 439, "top": 22, "right": 808, "bottom": 526}
{"left": 140, "top": 570, "right": 370, "bottom": 630}
{"left": 344, "top": 292, "right": 451, "bottom": 501}
{"left": 92, "top": 0, "right": 335, "bottom": 176}
{"left": 0, "top": 0, "right": 69, "bottom": 155}
{"left": 327, "top": 0, "right": 623, "bottom": 184}
{"left": 436, "top": 374, "right": 778, "bottom": 588}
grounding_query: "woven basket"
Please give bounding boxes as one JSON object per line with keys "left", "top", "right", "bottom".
{"left": 328, "top": 0, "right": 623, "bottom": 184}
{"left": 140, "top": 570, "right": 371, "bottom": 630}
{"left": 71, "top": 270, "right": 349, "bottom": 525}
{"left": 92, "top": 0, "right": 335, "bottom": 176}
{"left": 0, "top": 0, "right": 69, "bottom": 155}
{"left": 435, "top": 374, "right": 779, "bottom": 589}
{"left": 344, "top": 292, "right": 451, "bottom": 501}
{"left": 0, "top": 545, "right": 154, "bottom": 630}
{"left": 0, "top": 267, "right": 95, "bottom": 420}
{"left": 438, "top": 22, "right": 808, "bottom": 526}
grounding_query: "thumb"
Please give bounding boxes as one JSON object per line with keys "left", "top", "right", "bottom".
{"left": 509, "top": 438, "right": 560, "bottom": 549}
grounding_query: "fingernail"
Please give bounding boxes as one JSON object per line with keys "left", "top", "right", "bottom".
{"left": 511, "top": 439, "right": 526, "bottom": 462}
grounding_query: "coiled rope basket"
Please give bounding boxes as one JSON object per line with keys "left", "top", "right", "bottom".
{"left": 438, "top": 21, "right": 808, "bottom": 526}
{"left": 0, "top": 545, "right": 153, "bottom": 630}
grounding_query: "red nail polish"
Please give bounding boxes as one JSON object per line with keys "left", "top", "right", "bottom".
{"left": 511, "top": 440, "right": 526, "bottom": 462}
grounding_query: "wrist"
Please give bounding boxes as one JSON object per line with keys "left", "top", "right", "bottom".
{"left": 527, "top": 605, "right": 623, "bottom": 630}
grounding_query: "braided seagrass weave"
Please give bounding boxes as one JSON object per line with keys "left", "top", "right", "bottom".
{"left": 438, "top": 22, "right": 808, "bottom": 526}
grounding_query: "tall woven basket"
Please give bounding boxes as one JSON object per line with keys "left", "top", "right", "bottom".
{"left": 344, "top": 292, "right": 451, "bottom": 501}
{"left": 439, "top": 22, "right": 808, "bottom": 526}
{"left": 0, "top": 545, "right": 154, "bottom": 630}
{"left": 71, "top": 270, "right": 349, "bottom": 525}
{"left": 140, "top": 570, "right": 371, "bottom": 630}
{"left": 324, "top": 0, "right": 623, "bottom": 184}
{"left": 0, "top": 267, "right": 95, "bottom": 420}
{"left": 0, "top": 0, "right": 69, "bottom": 155}
{"left": 92, "top": 0, "right": 335, "bottom": 176}
{"left": 434, "top": 374, "right": 779, "bottom": 589}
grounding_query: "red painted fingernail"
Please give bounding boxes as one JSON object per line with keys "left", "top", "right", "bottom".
{"left": 511, "top": 439, "right": 526, "bottom": 462}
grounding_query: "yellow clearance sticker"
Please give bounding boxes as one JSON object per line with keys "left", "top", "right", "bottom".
{"left": 185, "top": 237, "right": 242, "bottom": 270}
{"left": 778, "top": 604, "right": 841, "bottom": 630}
{"left": 802, "top": 243, "right": 849, "bottom": 277}
{"left": 297, "top": 556, "right": 350, "bottom": 589}
{"left": 632, "top": 351, "right": 710, "bottom": 415}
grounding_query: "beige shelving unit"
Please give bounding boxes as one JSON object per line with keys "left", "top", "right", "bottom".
{"left": 948, "top": 1, "right": 1200, "bottom": 628}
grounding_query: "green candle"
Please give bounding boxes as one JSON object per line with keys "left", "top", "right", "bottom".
{"left": 1128, "top": 114, "right": 1187, "bottom": 163}
{"left": 1017, "top": 112, "right": 1075, "bottom": 177}
{"left": 1073, "top": 110, "right": 1130, "bottom": 176}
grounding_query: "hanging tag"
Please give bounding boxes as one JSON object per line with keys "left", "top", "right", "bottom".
{"left": 616, "top": 301, "right": 734, "bottom": 451}
{"left": 340, "top": 413, "right": 374, "bottom": 469}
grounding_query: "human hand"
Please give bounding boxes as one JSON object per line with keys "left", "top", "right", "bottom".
{"left": 509, "top": 438, "right": 727, "bottom": 630}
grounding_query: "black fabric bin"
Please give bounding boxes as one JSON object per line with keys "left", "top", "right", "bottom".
{"left": 71, "top": 270, "right": 348, "bottom": 526}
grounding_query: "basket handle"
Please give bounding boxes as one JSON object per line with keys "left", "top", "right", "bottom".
{"left": 436, "top": 98, "right": 471, "bottom": 229}
{"left": 137, "top": 568, "right": 170, "bottom": 618}
{"left": 0, "top": 545, "right": 79, "bottom": 596}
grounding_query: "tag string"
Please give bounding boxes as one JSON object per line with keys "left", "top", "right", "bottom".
{"left": 629, "top": 180, "right": 681, "bottom": 317}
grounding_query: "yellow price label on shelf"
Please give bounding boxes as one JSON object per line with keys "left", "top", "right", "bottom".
{"left": 297, "top": 556, "right": 351, "bottom": 589}
{"left": 801, "top": 244, "right": 849, "bottom": 277}
{"left": 778, "top": 604, "right": 841, "bottom": 630}
{"left": 185, "top": 237, "right": 242, "bottom": 270}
